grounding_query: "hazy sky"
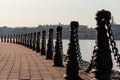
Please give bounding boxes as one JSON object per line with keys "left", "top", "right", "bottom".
{"left": 0, "top": 0, "right": 119, "bottom": 27}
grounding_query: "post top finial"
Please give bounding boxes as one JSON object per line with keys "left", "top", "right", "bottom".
{"left": 49, "top": 28, "right": 53, "bottom": 32}
{"left": 70, "top": 21, "right": 79, "bottom": 27}
{"left": 43, "top": 30, "right": 46, "bottom": 33}
{"left": 95, "top": 9, "right": 111, "bottom": 20}
{"left": 57, "top": 26, "right": 62, "bottom": 31}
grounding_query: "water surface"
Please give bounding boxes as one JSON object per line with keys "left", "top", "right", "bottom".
{"left": 62, "top": 39, "right": 120, "bottom": 71}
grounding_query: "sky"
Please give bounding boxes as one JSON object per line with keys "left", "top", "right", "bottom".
{"left": 0, "top": 0, "right": 119, "bottom": 27}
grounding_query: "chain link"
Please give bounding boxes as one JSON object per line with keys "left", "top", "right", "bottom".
{"left": 77, "top": 43, "right": 91, "bottom": 72}
{"left": 106, "top": 22, "right": 120, "bottom": 70}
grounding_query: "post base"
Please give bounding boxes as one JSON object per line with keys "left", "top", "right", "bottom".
{"left": 91, "top": 69, "right": 112, "bottom": 80}
{"left": 45, "top": 57, "right": 53, "bottom": 60}
{"left": 36, "top": 50, "right": 40, "bottom": 53}
{"left": 53, "top": 64, "right": 64, "bottom": 67}
{"left": 63, "top": 74, "right": 82, "bottom": 80}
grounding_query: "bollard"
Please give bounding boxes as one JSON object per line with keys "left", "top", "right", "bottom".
{"left": 46, "top": 28, "right": 54, "bottom": 59}
{"left": 16, "top": 35, "right": 18, "bottom": 44}
{"left": 41, "top": 30, "right": 46, "bottom": 55}
{"left": 14, "top": 34, "right": 16, "bottom": 44}
{"left": 21, "top": 34, "right": 23, "bottom": 45}
{"left": 16, "top": 34, "right": 19, "bottom": 44}
{"left": 4, "top": 35, "right": 6, "bottom": 42}
{"left": 23, "top": 34, "right": 25, "bottom": 45}
{"left": 20, "top": 34, "right": 22, "bottom": 45}
{"left": 22, "top": 34, "right": 24, "bottom": 45}
{"left": 22, "top": 34, "right": 23, "bottom": 45}
{"left": 17, "top": 35, "right": 19, "bottom": 44}
{"left": 36, "top": 32, "right": 40, "bottom": 52}
{"left": 26, "top": 34, "right": 29, "bottom": 47}
{"left": 7, "top": 35, "right": 9, "bottom": 43}
{"left": 53, "top": 25, "right": 64, "bottom": 67}
{"left": 32, "top": 32, "right": 36, "bottom": 51}
{"left": 27, "top": 33, "right": 30, "bottom": 48}
{"left": 30, "top": 33, "right": 33, "bottom": 49}
{"left": 19, "top": 34, "right": 21, "bottom": 44}
{"left": 1, "top": 35, "right": 3, "bottom": 42}
{"left": 10, "top": 35, "right": 12, "bottom": 43}
{"left": 64, "top": 21, "right": 82, "bottom": 80}
{"left": 23, "top": 34, "right": 25, "bottom": 46}
{"left": 13, "top": 34, "right": 15, "bottom": 43}
{"left": 17, "top": 34, "right": 20, "bottom": 44}
{"left": 24, "top": 34, "right": 27, "bottom": 47}
{"left": 91, "top": 9, "right": 113, "bottom": 80}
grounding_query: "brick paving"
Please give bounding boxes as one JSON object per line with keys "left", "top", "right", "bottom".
{"left": 0, "top": 42, "right": 91, "bottom": 80}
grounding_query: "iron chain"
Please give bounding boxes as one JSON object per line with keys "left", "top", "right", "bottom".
{"left": 106, "top": 22, "right": 120, "bottom": 70}
{"left": 64, "top": 28, "right": 91, "bottom": 72}
{"left": 64, "top": 20, "right": 120, "bottom": 72}
{"left": 76, "top": 41, "right": 90, "bottom": 71}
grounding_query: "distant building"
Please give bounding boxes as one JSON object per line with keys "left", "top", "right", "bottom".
{"left": 0, "top": 20, "right": 120, "bottom": 40}
{"left": 111, "top": 16, "right": 120, "bottom": 40}
{"left": 111, "top": 24, "right": 120, "bottom": 40}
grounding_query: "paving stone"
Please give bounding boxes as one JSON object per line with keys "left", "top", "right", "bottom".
{"left": 0, "top": 42, "right": 91, "bottom": 80}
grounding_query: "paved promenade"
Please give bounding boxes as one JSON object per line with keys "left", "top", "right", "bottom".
{"left": 0, "top": 42, "right": 91, "bottom": 80}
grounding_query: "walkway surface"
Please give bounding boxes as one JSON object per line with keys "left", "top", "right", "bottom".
{"left": 0, "top": 42, "right": 91, "bottom": 80}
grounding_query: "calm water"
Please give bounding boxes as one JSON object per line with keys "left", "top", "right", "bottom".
{"left": 62, "top": 39, "right": 120, "bottom": 71}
